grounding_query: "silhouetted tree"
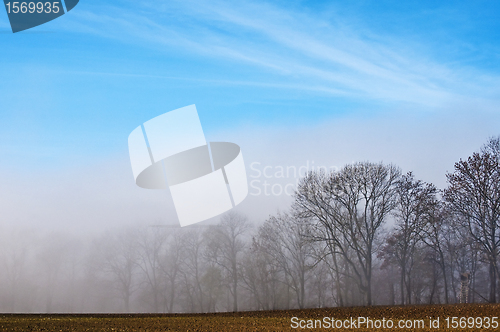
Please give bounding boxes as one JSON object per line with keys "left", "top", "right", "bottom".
{"left": 387, "top": 172, "right": 438, "bottom": 304}
{"left": 294, "top": 162, "right": 400, "bottom": 305}
{"left": 444, "top": 148, "right": 500, "bottom": 303}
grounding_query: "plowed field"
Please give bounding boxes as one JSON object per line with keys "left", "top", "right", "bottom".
{"left": 1, "top": 304, "right": 498, "bottom": 331}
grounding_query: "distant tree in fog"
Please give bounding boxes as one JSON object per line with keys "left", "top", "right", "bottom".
{"left": 240, "top": 237, "right": 284, "bottom": 310}
{"left": 37, "top": 233, "right": 75, "bottom": 312}
{"left": 93, "top": 227, "right": 140, "bottom": 312}
{"left": 205, "top": 211, "right": 250, "bottom": 312}
{"left": 0, "top": 229, "right": 34, "bottom": 312}
{"left": 178, "top": 229, "right": 207, "bottom": 312}
{"left": 160, "top": 230, "right": 183, "bottom": 313}
{"left": 136, "top": 227, "right": 168, "bottom": 312}
{"left": 255, "top": 212, "right": 315, "bottom": 309}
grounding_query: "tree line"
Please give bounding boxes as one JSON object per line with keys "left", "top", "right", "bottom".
{"left": 0, "top": 137, "right": 498, "bottom": 313}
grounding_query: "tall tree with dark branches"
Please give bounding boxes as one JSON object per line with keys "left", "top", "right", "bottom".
{"left": 294, "top": 162, "right": 400, "bottom": 305}
{"left": 387, "top": 172, "right": 438, "bottom": 304}
{"left": 444, "top": 144, "right": 500, "bottom": 303}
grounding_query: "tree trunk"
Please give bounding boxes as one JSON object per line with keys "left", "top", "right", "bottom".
{"left": 400, "top": 268, "right": 405, "bottom": 305}
{"left": 232, "top": 273, "right": 238, "bottom": 312}
{"left": 366, "top": 271, "right": 372, "bottom": 306}
{"left": 124, "top": 292, "right": 130, "bottom": 312}
{"left": 439, "top": 250, "right": 449, "bottom": 304}
{"left": 489, "top": 261, "right": 497, "bottom": 303}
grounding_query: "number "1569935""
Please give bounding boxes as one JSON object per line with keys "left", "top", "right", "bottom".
{"left": 5, "top": 2, "right": 61, "bottom": 14}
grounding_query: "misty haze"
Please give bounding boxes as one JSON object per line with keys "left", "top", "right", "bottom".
{"left": 1, "top": 136, "right": 499, "bottom": 313}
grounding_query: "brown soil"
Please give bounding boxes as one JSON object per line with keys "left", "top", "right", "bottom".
{"left": 0, "top": 303, "right": 498, "bottom": 331}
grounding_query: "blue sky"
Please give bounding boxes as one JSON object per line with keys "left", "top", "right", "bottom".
{"left": 1, "top": 0, "right": 500, "bottom": 169}
{"left": 1, "top": 0, "right": 500, "bottom": 230}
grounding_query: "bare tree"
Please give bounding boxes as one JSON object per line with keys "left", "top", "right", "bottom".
{"left": 240, "top": 238, "right": 284, "bottom": 310}
{"left": 160, "top": 230, "right": 183, "bottom": 313}
{"left": 294, "top": 162, "right": 400, "bottom": 305}
{"left": 384, "top": 172, "right": 438, "bottom": 304}
{"left": 0, "top": 229, "right": 35, "bottom": 312}
{"left": 256, "top": 212, "right": 315, "bottom": 309}
{"left": 204, "top": 212, "right": 250, "bottom": 312}
{"left": 200, "top": 265, "right": 224, "bottom": 312}
{"left": 178, "top": 229, "right": 207, "bottom": 312}
{"left": 444, "top": 149, "right": 500, "bottom": 303}
{"left": 37, "top": 233, "right": 75, "bottom": 312}
{"left": 136, "top": 227, "right": 168, "bottom": 312}
{"left": 418, "top": 204, "right": 453, "bottom": 304}
{"left": 481, "top": 136, "right": 500, "bottom": 161}
{"left": 93, "top": 227, "right": 140, "bottom": 312}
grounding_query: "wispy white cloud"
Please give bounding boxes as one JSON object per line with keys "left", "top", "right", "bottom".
{"left": 55, "top": 0, "right": 500, "bottom": 108}
{"left": 61, "top": 69, "right": 348, "bottom": 96}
